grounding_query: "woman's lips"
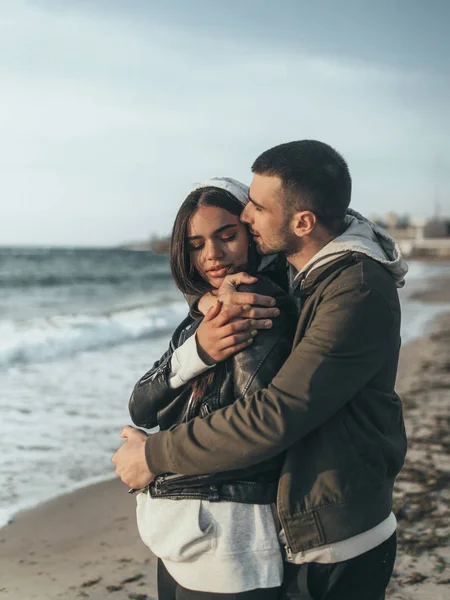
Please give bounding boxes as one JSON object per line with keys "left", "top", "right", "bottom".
{"left": 207, "top": 266, "right": 230, "bottom": 278}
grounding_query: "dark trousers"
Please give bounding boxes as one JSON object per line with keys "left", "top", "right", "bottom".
{"left": 280, "top": 533, "right": 397, "bottom": 600}
{"left": 157, "top": 559, "right": 281, "bottom": 600}
{"left": 158, "top": 533, "right": 396, "bottom": 600}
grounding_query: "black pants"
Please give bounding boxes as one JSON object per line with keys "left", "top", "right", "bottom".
{"left": 158, "top": 533, "right": 396, "bottom": 600}
{"left": 157, "top": 559, "right": 281, "bottom": 600}
{"left": 280, "top": 533, "right": 397, "bottom": 600}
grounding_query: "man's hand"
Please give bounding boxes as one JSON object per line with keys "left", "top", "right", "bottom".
{"left": 112, "top": 426, "right": 155, "bottom": 489}
{"left": 196, "top": 273, "right": 280, "bottom": 364}
{"left": 198, "top": 273, "right": 277, "bottom": 321}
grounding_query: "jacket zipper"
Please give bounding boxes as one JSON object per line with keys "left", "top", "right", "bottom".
{"left": 281, "top": 276, "right": 305, "bottom": 560}
{"left": 153, "top": 473, "right": 184, "bottom": 494}
{"left": 186, "top": 392, "right": 195, "bottom": 422}
{"left": 276, "top": 495, "right": 295, "bottom": 560}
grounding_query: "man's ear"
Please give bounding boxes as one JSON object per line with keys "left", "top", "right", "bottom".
{"left": 292, "top": 211, "right": 317, "bottom": 238}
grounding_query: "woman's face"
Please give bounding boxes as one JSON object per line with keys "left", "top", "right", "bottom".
{"left": 187, "top": 205, "right": 249, "bottom": 288}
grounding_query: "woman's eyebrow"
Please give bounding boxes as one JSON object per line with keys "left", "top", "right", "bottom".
{"left": 187, "top": 223, "right": 237, "bottom": 241}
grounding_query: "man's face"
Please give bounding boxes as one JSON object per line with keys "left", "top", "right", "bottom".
{"left": 241, "top": 174, "right": 300, "bottom": 256}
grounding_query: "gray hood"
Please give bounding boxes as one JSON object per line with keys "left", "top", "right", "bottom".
{"left": 295, "top": 208, "right": 409, "bottom": 288}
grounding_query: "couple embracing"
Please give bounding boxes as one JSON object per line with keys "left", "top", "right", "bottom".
{"left": 113, "top": 140, "right": 408, "bottom": 600}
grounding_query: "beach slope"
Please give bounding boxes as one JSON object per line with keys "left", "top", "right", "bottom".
{"left": 1, "top": 315, "right": 449, "bottom": 600}
{"left": 0, "top": 479, "right": 157, "bottom": 599}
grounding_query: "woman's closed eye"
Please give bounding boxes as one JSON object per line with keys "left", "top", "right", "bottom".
{"left": 188, "top": 233, "right": 237, "bottom": 252}
{"left": 189, "top": 243, "right": 204, "bottom": 252}
{"left": 220, "top": 233, "right": 237, "bottom": 242}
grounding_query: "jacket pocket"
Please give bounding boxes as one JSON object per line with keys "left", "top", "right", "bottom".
{"left": 136, "top": 492, "right": 216, "bottom": 562}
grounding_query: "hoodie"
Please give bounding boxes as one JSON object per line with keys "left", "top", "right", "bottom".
{"left": 146, "top": 210, "right": 408, "bottom": 555}
{"left": 290, "top": 208, "right": 408, "bottom": 289}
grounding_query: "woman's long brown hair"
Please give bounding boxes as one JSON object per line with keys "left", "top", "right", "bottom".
{"left": 169, "top": 187, "right": 259, "bottom": 413}
{"left": 170, "top": 187, "right": 259, "bottom": 297}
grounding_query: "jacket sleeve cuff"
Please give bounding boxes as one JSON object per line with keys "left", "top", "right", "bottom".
{"left": 168, "top": 334, "right": 215, "bottom": 389}
{"left": 145, "top": 431, "right": 171, "bottom": 475}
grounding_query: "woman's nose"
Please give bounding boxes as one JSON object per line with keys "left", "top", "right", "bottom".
{"left": 204, "top": 240, "right": 224, "bottom": 260}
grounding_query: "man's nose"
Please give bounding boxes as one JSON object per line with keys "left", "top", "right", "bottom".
{"left": 240, "top": 204, "right": 251, "bottom": 224}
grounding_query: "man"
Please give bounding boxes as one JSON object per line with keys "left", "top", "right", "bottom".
{"left": 113, "top": 140, "right": 408, "bottom": 599}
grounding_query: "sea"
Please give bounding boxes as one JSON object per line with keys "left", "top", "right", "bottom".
{"left": 1, "top": 247, "right": 449, "bottom": 528}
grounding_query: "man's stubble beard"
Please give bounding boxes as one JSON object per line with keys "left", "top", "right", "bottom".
{"left": 255, "top": 220, "right": 300, "bottom": 257}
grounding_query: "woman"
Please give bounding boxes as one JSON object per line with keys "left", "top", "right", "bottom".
{"left": 129, "top": 178, "right": 295, "bottom": 600}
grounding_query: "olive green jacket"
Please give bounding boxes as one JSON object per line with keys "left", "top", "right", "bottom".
{"left": 145, "top": 252, "right": 407, "bottom": 553}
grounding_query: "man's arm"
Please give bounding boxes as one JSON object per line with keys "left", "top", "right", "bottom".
{"left": 145, "top": 282, "right": 394, "bottom": 475}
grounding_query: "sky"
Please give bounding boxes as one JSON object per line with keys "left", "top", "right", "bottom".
{"left": 1, "top": 0, "right": 449, "bottom": 246}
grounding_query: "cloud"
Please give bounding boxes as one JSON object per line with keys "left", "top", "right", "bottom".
{"left": 0, "top": 1, "right": 448, "bottom": 245}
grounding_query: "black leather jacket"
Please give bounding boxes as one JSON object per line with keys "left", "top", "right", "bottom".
{"left": 129, "top": 275, "right": 296, "bottom": 504}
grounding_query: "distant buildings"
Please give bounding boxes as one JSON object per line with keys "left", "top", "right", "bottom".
{"left": 423, "top": 218, "right": 450, "bottom": 239}
{"left": 369, "top": 213, "right": 450, "bottom": 258}
{"left": 123, "top": 214, "right": 450, "bottom": 258}
{"left": 149, "top": 235, "right": 171, "bottom": 254}
{"left": 120, "top": 235, "right": 170, "bottom": 253}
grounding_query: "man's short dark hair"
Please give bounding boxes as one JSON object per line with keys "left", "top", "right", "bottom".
{"left": 251, "top": 140, "right": 352, "bottom": 235}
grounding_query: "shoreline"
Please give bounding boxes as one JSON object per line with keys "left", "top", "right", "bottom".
{"left": 388, "top": 311, "right": 450, "bottom": 600}
{"left": 3, "top": 272, "right": 448, "bottom": 532}
{"left": 410, "top": 275, "right": 450, "bottom": 304}
{"left": 1, "top": 259, "right": 448, "bottom": 532}
{"left": 1, "top": 296, "right": 449, "bottom": 598}
{"left": 0, "top": 478, "right": 158, "bottom": 600}
{"left": 0, "top": 472, "right": 118, "bottom": 531}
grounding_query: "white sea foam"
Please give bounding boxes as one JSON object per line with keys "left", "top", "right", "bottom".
{"left": 0, "top": 335, "right": 169, "bottom": 529}
{"left": 0, "top": 302, "right": 187, "bottom": 368}
{"left": 1, "top": 259, "right": 449, "bottom": 530}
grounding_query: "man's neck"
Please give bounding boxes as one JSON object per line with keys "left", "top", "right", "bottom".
{"left": 286, "top": 234, "right": 334, "bottom": 273}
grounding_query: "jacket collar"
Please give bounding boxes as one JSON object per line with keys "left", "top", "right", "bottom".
{"left": 290, "top": 253, "right": 357, "bottom": 297}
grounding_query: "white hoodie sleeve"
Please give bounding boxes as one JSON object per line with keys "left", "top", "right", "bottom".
{"left": 169, "top": 334, "right": 215, "bottom": 389}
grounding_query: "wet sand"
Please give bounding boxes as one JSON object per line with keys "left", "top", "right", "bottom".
{"left": 387, "top": 310, "right": 450, "bottom": 600}
{"left": 1, "top": 297, "right": 449, "bottom": 599}
{"left": 0, "top": 478, "right": 158, "bottom": 599}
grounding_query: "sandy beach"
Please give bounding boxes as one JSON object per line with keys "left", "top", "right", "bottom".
{"left": 1, "top": 287, "right": 449, "bottom": 600}
{"left": 0, "top": 479, "right": 158, "bottom": 600}
{"left": 387, "top": 323, "right": 450, "bottom": 595}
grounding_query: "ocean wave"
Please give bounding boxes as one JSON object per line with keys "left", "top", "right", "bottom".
{"left": 0, "top": 271, "right": 173, "bottom": 288}
{"left": 0, "top": 302, "right": 187, "bottom": 369}
{"left": 0, "top": 246, "right": 172, "bottom": 289}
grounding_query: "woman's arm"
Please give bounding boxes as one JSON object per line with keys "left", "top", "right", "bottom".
{"left": 129, "top": 340, "right": 179, "bottom": 429}
{"left": 129, "top": 311, "right": 217, "bottom": 429}
{"left": 129, "top": 314, "right": 198, "bottom": 428}
{"left": 230, "top": 277, "right": 296, "bottom": 401}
